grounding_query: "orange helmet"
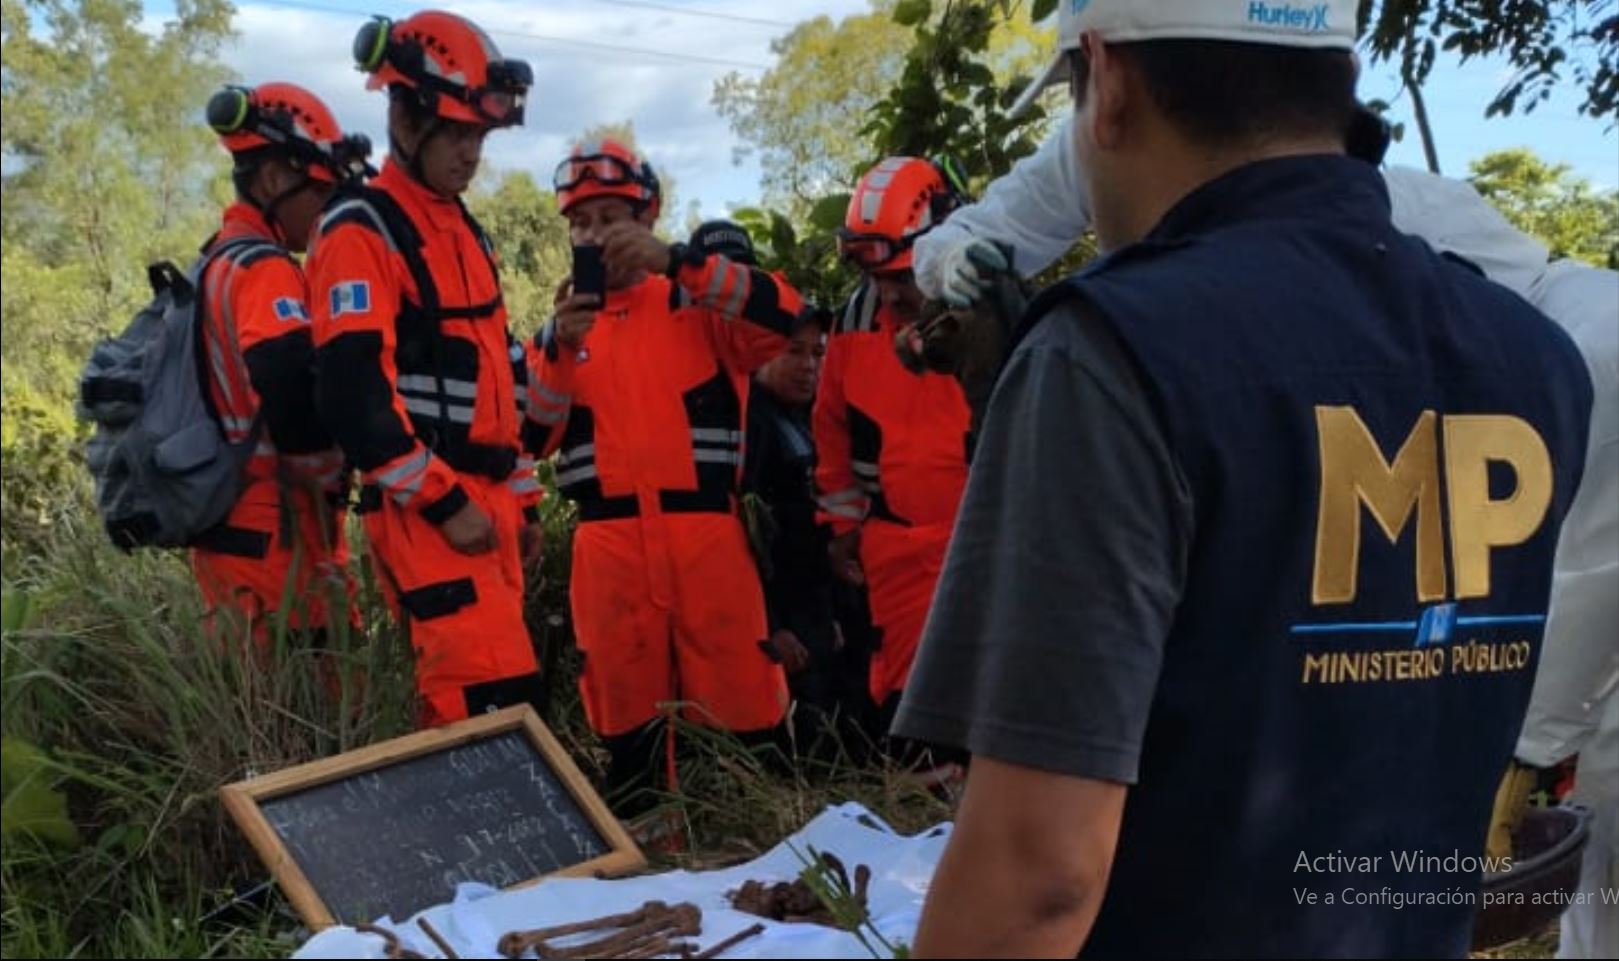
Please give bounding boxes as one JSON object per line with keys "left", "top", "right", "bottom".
{"left": 353, "top": 11, "right": 531, "bottom": 127}
{"left": 553, "top": 138, "right": 661, "bottom": 216}
{"left": 206, "top": 82, "right": 371, "bottom": 184}
{"left": 838, "top": 156, "right": 968, "bottom": 272}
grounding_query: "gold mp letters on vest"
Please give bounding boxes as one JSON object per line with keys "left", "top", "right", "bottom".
{"left": 1311, "top": 406, "right": 1553, "bottom": 605}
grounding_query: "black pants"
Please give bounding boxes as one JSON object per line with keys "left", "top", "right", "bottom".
{"left": 600, "top": 718, "right": 789, "bottom": 818}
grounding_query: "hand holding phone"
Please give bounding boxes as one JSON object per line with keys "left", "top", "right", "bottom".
{"left": 599, "top": 222, "right": 671, "bottom": 279}
{"left": 571, "top": 244, "right": 607, "bottom": 302}
{"left": 552, "top": 272, "right": 600, "bottom": 352}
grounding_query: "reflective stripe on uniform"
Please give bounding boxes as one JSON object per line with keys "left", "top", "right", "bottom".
{"left": 396, "top": 374, "right": 478, "bottom": 398}
{"left": 818, "top": 485, "right": 869, "bottom": 519}
{"left": 402, "top": 396, "right": 474, "bottom": 423}
{"left": 558, "top": 443, "right": 595, "bottom": 467}
{"left": 555, "top": 463, "right": 598, "bottom": 488}
{"left": 691, "top": 428, "right": 743, "bottom": 444}
{"left": 372, "top": 448, "right": 431, "bottom": 491}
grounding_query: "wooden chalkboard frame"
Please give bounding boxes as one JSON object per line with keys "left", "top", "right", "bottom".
{"left": 221, "top": 705, "right": 644, "bottom": 929}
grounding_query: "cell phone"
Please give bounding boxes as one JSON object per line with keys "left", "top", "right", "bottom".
{"left": 571, "top": 244, "right": 606, "bottom": 302}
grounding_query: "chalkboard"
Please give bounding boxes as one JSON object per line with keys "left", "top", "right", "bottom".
{"left": 221, "top": 706, "right": 643, "bottom": 929}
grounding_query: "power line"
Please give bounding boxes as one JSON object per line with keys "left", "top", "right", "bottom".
{"left": 497, "top": 24, "right": 771, "bottom": 71}
{"left": 592, "top": 0, "right": 796, "bottom": 30}
{"left": 244, "top": 0, "right": 774, "bottom": 71}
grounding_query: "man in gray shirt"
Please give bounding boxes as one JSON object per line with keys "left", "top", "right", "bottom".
{"left": 893, "top": 0, "right": 1592, "bottom": 956}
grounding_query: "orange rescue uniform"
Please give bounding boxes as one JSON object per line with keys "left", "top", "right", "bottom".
{"left": 308, "top": 161, "right": 543, "bottom": 726}
{"left": 529, "top": 255, "right": 803, "bottom": 738}
{"left": 813, "top": 282, "right": 970, "bottom": 707}
{"left": 193, "top": 201, "right": 349, "bottom": 640}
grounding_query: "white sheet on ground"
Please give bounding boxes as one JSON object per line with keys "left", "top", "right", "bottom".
{"left": 292, "top": 802, "right": 951, "bottom": 959}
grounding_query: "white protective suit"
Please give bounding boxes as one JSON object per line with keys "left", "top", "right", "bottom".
{"left": 1386, "top": 168, "right": 1619, "bottom": 961}
{"left": 913, "top": 120, "right": 1618, "bottom": 957}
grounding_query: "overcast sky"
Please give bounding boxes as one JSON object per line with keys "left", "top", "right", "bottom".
{"left": 148, "top": 0, "right": 1616, "bottom": 218}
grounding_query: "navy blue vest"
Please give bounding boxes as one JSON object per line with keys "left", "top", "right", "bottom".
{"left": 1034, "top": 157, "right": 1591, "bottom": 958}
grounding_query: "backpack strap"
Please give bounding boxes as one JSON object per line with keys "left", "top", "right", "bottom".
{"left": 192, "top": 236, "right": 283, "bottom": 443}
{"left": 341, "top": 186, "right": 440, "bottom": 316}
{"left": 194, "top": 236, "right": 299, "bottom": 547}
{"left": 148, "top": 261, "right": 188, "bottom": 300}
{"left": 345, "top": 186, "right": 458, "bottom": 434}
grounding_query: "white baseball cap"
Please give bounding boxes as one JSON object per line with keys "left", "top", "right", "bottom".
{"left": 1009, "top": 0, "right": 1359, "bottom": 118}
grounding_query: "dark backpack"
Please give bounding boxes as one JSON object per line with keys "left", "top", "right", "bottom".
{"left": 78, "top": 238, "right": 277, "bottom": 550}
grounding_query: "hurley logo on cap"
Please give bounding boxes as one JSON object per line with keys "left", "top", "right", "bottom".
{"left": 1010, "top": 0, "right": 1355, "bottom": 119}
{"left": 1244, "top": 1, "right": 1332, "bottom": 32}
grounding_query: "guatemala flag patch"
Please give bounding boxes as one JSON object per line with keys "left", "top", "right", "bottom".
{"left": 329, "top": 281, "right": 371, "bottom": 318}
{"left": 272, "top": 297, "right": 309, "bottom": 323}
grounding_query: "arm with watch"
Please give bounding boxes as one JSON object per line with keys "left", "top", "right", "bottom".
{"left": 600, "top": 221, "right": 805, "bottom": 373}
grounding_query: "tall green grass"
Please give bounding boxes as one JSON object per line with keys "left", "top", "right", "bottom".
{"left": 3, "top": 493, "right": 1561, "bottom": 961}
{"left": 1, "top": 493, "right": 952, "bottom": 958}
{"left": 1, "top": 502, "right": 418, "bottom": 957}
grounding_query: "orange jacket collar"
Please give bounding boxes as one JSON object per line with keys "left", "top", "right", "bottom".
{"left": 377, "top": 159, "right": 463, "bottom": 231}
{"left": 218, "top": 201, "right": 279, "bottom": 245}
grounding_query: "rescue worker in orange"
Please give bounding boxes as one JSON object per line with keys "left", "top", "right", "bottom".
{"left": 193, "top": 82, "right": 369, "bottom": 643}
{"left": 308, "top": 10, "right": 545, "bottom": 726}
{"left": 815, "top": 157, "right": 973, "bottom": 749}
{"left": 529, "top": 138, "right": 806, "bottom": 805}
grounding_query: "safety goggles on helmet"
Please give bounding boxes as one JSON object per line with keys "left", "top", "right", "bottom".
{"left": 280, "top": 135, "right": 372, "bottom": 186}
{"left": 836, "top": 227, "right": 926, "bottom": 272}
{"left": 410, "top": 60, "right": 532, "bottom": 126}
{"left": 328, "top": 133, "right": 378, "bottom": 182}
{"left": 552, "top": 152, "right": 651, "bottom": 194}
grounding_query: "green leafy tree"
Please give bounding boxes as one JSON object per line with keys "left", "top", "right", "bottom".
{"left": 466, "top": 170, "right": 572, "bottom": 338}
{"left": 728, "top": 203, "right": 859, "bottom": 310}
{"left": 718, "top": 0, "right": 1064, "bottom": 314}
{"left": 1469, "top": 147, "right": 1619, "bottom": 266}
{"left": 2, "top": 0, "right": 234, "bottom": 327}
{"left": 1, "top": 0, "right": 234, "bottom": 549}
{"left": 1358, "top": 0, "right": 1617, "bottom": 121}
{"left": 863, "top": 0, "right": 1051, "bottom": 184}
{"left": 714, "top": 0, "right": 1055, "bottom": 215}
{"left": 712, "top": 7, "right": 912, "bottom": 213}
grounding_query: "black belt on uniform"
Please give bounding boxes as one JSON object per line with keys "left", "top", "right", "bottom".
{"left": 575, "top": 488, "right": 733, "bottom": 523}
{"left": 191, "top": 523, "right": 273, "bottom": 558}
